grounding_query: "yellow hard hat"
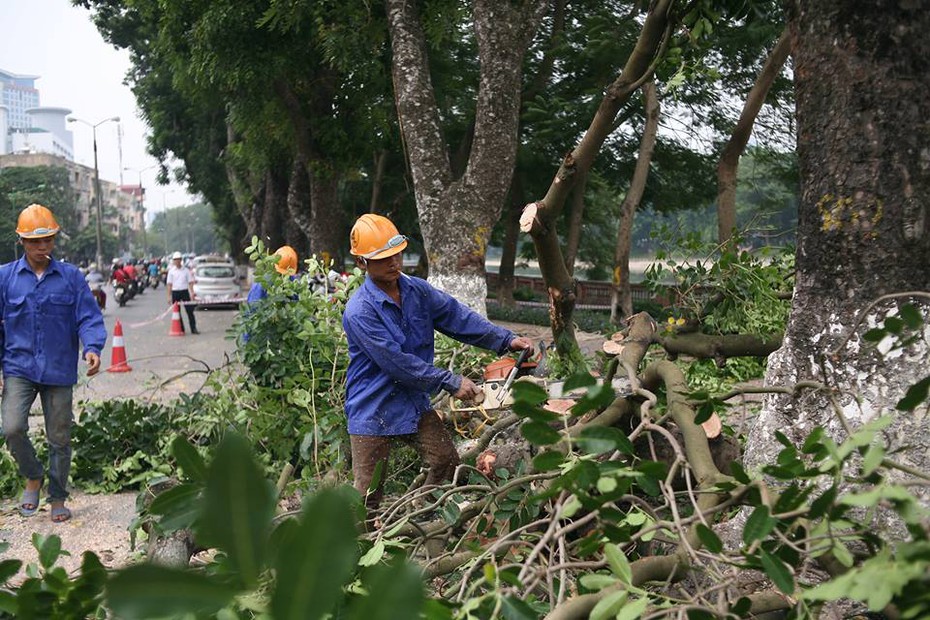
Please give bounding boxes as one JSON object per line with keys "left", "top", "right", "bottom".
{"left": 16, "top": 204, "right": 60, "bottom": 239}
{"left": 349, "top": 214, "right": 407, "bottom": 259}
{"left": 274, "top": 245, "right": 298, "bottom": 275}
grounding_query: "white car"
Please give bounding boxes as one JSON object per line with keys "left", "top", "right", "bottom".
{"left": 193, "top": 262, "right": 241, "bottom": 308}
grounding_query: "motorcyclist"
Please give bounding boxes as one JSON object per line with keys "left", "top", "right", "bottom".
{"left": 147, "top": 259, "right": 160, "bottom": 288}
{"left": 112, "top": 260, "right": 130, "bottom": 285}
{"left": 85, "top": 263, "right": 107, "bottom": 310}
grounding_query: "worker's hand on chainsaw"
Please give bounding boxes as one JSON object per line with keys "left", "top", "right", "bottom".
{"left": 508, "top": 336, "right": 535, "bottom": 355}
{"left": 454, "top": 377, "right": 483, "bottom": 402}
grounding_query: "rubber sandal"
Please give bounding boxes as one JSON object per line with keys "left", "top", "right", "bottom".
{"left": 19, "top": 487, "right": 40, "bottom": 517}
{"left": 50, "top": 504, "right": 72, "bottom": 523}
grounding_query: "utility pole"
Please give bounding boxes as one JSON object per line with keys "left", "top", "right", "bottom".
{"left": 68, "top": 116, "right": 120, "bottom": 269}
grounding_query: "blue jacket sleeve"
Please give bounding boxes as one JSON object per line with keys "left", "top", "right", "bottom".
{"left": 247, "top": 283, "right": 267, "bottom": 303}
{"left": 73, "top": 270, "right": 107, "bottom": 356}
{"left": 427, "top": 286, "right": 514, "bottom": 355}
{"left": 344, "top": 304, "right": 460, "bottom": 394}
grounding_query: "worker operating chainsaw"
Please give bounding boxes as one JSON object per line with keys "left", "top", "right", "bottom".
{"left": 343, "top": 214, "right": 533, "bottom": 511}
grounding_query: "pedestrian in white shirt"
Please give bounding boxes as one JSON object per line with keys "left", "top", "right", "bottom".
{"left": 166, "top": 251, "right": 198, "bottom": 334}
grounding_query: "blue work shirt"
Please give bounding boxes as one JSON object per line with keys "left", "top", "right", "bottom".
{"left": 246, "top": 282, "right": 268, "bottom": 303}
{"left": 0, "top": 256, "right": 107, "bottom": 386}
{"left": 343, "top": 274, "right": 514, "bottom": 436}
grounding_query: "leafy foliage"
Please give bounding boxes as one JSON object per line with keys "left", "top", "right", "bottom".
{"left": 71, "top": 400, "right": 174, "bottom": 493}
{"left": 644, "top": 227, "right": 793, "bottom": 335}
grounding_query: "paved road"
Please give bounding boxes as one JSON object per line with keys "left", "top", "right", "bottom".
{"left": 75, "top": 282, "right": 243, "bottom": 403}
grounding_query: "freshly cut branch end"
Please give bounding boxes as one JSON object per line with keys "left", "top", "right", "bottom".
{"left": 519, "top": 202, "right": 540, "bottom": 233}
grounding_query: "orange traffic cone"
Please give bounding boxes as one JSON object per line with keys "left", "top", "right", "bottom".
{"left": 168, "top": 302, "right": 185, "bottom": 337}
{"left": 107, "top": 320, "right": 132, "bottom": 373}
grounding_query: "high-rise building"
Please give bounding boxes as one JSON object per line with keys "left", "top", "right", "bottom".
{"left": 0, "top": 67, "right": 73, "bottom": 159}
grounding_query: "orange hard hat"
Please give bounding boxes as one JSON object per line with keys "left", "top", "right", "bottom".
{"left": 349, "top": 214, "right": 408, "bottom": 259}
{"left": 274, "top": 245, "right": 298, "bottom": 275}
{"left": 16, "top": 204, "right": 60, "bottom": 239}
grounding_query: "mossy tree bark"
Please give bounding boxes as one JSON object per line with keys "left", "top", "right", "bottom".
{"left": 746, "top": 1, "right": 930, "bottom": 511}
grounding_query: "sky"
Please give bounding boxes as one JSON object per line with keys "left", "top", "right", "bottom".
{"left": 0, "top": 0, "right": 199, "bottom": 214}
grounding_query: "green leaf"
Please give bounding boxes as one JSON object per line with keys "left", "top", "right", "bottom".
{"left": 862, "top": 443, "right": 885, "bottom": 476}
{"left": 590, "top": 590, "right": 627, "bottom": 620}
{"left": 730, "top": 461, "right": 751, "bottom": 484}
{"left": 695, "top": 523, "right": 723, "bottom": 553}
{"left": 604, "top": 543, "right": 632, "bottom": 585}
{"left": 520, "top": 421, "right": 562, "bottom": 446}
{"left": 499, "top": 595, "right": 539, "bottom": 620}
{"left": 36, "top": 534, "right": 64, "bottom": 570}
{"left": 694, "top": 402, "right": 714, "bottom": 425}
{"left": 883, "top": 316, "right": 904, "bottom": 334}
{"left": 510, "top": 380, "right": 549, "bottom": 405}
{"left": 617, "top": 596, "right": 649, "bottom": 620}
{"left": 532, "top": 450, "right": 564, "bottom": 471}
{"left": 743, "top": 506, "right": 776, "bottom": 545}
{"left": 358, "top": 540, "right": 385, "bottom": 567}
{"left": 809, "top": 486, "right": 837, "bottom": 519}
{"left": 347, "top": 557, "right": 423, "bottom": 620}
{"left": 897, "top": 376, "right": 930, "bottom": 411}
{"left": 731, "top": 597, "right": 752, "bottom": 615}
{"left": 899, "top": 303, "right": 923, "bottom": 329}
{"left": 148, "top": 483, "right": 202, "bottom": 532}
{"left": 562, "top": 372, "right": 597, "bottom": 393}
{"left": 171, "top": 436, "right": 208, "bottom": 483}
{"left": 579, "top": 574, "right": 618, "bottom": 591}
{"left": 596, "top": 476, "right": 617, "bottom": 493}
{"left": 272, "top": 489, "right": 359, "bottom": 620}
{"left": 760, "top": 548, "right": 794, "bottom": 594}
{"left": 106, "top": 564, "right": 237, "bottom": 617}
{"left": 575, "top": 426, "right": 630, "bottom": 455}
{"left": 196, "top": 433, "right": 275, "bottom": 588}
{"left": 570, "top": 383, "right": 616, "bottom": 417}
{"left": 0, "top": 559, "right": 22, "bottom": 583}
{"left": 862, "top": 327, "right": 887, "bottom": 342}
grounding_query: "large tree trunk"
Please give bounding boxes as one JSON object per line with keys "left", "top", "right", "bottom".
{"left": 716, "top": 28, "right": 792, "bottom": 246}
{"left": 285, "top": 154, "right": 311, "bottom": 258}
{"left": 307, "top": 164, "right": 343, "bottom": 264}
{"left": 260, "top": 167, "right": 288, "bottom": 251}
{"left": 746, "top": 1, "right": 930, "bottom": 514}
{"left": 611, "top": 81, "right": 659, "bottom": 323}
{"left": 522, "top": 0, "right": 675, "bottom": 366}
{"left": 274, "top": 77, "right": 344, "bottom": 265}
{"left": 387, "top": 0, "right": 549, "bottom": 312}
{"left": 497, "top": 175, "right": 525, "bottom": 308}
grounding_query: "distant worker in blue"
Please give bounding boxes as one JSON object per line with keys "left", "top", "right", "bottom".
{"left": 0, "top": 204, "right": 107, "bottom": 523}
{"left": 342, "top": 214, "right": 533, "bottom": 511}
{"left": 246, "top": 245, "right": 298, "bottom": 303}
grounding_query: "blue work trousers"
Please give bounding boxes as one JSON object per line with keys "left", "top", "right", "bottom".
{"left": 1, "top": 376, "right": 74, "bottom": 502}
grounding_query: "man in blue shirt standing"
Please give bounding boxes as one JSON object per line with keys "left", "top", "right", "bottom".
{"left": 343, "top": 214, "right": 533, "bottom": 512}
{"left": 0, "top": 204, "right": 107, "bottom": 522}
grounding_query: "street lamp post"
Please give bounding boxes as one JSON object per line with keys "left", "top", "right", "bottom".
{"left": 68, "top": 116, "right": 120, "bottom": 270}
{"left": 124, "top": 165, "right": 157, "bottom": 256}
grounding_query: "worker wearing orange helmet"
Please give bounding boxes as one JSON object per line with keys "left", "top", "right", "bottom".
{"left": 343, "top": 214, "right": 533, "bottom": 513}
{"left": 0, "top": 204, "right": 107, "bottom": 523}
{"left": 246, "top": 245, "right": 299, "bottom": 303}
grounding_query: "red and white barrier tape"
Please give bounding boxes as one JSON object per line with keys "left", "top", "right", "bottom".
{"left": 123, "top": 297, "right": 247, "bottom": 329}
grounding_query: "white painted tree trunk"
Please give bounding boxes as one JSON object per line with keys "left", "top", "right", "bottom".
{"left": 386, "top": 0, "right": 549, "bottom": 313}
{"left": 744, "top": 1, "right": 930, "bottom": 515}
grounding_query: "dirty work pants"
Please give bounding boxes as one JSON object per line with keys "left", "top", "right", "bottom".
{"left": 1, "top": 376, "right": 74, "bottom": 502}
{"left": 350, "top": 410, "right": 459, "bottom": 510}
{"left": 171, "top": 290, "right": 198, "bottom": 333}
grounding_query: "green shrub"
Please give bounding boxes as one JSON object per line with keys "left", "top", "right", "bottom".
{"left": 71, "top": 400, "right": 175, "bottom": 493}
